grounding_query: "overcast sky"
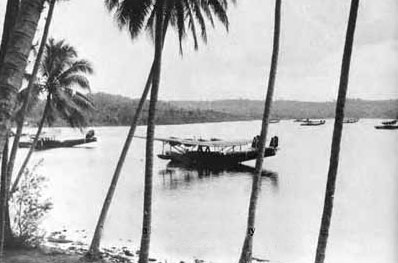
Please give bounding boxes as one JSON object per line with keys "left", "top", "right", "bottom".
{"left": 1, "top": 0, "right": 397, "bottom": 101}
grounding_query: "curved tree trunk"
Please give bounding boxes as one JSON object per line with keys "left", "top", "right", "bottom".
{"left": 239, "top": 0, "right": 281, "bottom": 262}
{"left": 85, "top": 13, "right": 171, "bottom": 260}
{"left": 10, "top": 96, "right": 51, "bottom": 195}
{"left": 7, "top": 0, "right": 56, "bottom": 193}
{"left": 314, "top": 1, "right": 359, "bottom": 262}
{"left": 0, "top": 0, "right": 45, "bottom": 158}
{"left": 138, "top": 7, "right": 165, "bottom": 263}
{"left": 85, "top": 63, "right": 154, "bottom": 259}
{"left": 0, "top": 136, "right": 9, "bottom": 258}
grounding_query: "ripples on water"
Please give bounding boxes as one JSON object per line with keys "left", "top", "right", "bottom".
{"left": 159, "top": 162, "right": 279, "bottom": 191}
{"left": 15, "top": 119, "right": 398, "bottom": 263}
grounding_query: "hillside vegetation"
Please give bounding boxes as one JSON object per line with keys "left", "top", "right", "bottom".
{"left": 170, "top": 99, "right": 398, "bottom": 120}
{"left": 24, "top": 92, "right": 398, "bottom": 127}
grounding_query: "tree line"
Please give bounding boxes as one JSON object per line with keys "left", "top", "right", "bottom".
{"left": 22, "top": 93, "right": 398, "bottom": 128}
{"left": 170, "top": 98, "right": 398, "bottom": 120}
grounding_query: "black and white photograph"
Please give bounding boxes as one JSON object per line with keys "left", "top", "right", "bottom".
{"left": 0, "top": 0, "right": 396, "bottom": 263}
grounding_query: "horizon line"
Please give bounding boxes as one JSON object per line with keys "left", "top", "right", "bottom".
{"left": 92, "top": 91, "right": 398, "bottom": 103}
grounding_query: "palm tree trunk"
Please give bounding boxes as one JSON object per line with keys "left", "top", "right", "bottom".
{"left": 85, "top": 64, "right": 154, "bottom": 259}
{"left": 138, "top": 7, "right": 165, "bottom": 263}
{"left": 0, "top": 0, "right": 20, "bottom": 249}
{"left": 7, "top": 0, "right": 56, "bottom": 195}
{"left": 86, "top": 12, "right": 171, "bottom": 260}
{"left": 314, "top": 1, "right": 359, "bottom": 262}
{"left": 10, "top": 96, "right": 50, "bottom": 195}
{"left": 0, "top": 136, "right": 9, "bottom": 258}
{"left": 0, "top": 0, "right": 20, "bottom": 66}
{"left": 0, "top": 0, "right": 45, "bottom": 159}
{"left": 239, "top": 0, "right": 281, "bottom": 262}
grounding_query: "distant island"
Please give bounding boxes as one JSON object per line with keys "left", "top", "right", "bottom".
{"left": 25, "top": 92, "right": 398, "bottom": 127}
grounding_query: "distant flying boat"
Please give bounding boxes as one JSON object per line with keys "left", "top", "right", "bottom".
{"left": 375, "top": 120, "right": 398, "bottom": 130}
{"left": 19, "top": 130, "right": 97, "bottom": 150}
{"left": 300, "top": 119, "right": 326, "bottom": 126}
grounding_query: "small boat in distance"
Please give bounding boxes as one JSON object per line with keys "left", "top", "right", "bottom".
{"left": 300, "top": 119, "right": 326, "bottom": 126}
{"left": 269, "top": 119, "right": 280, "bottom": 123}
{"left": 375, "top": 120, "right": 398, "bottom": 130}
{"left": 19, "top": 130, "right": 97, "bottom": 150}
{"left": 137, "top": 135, "right": 279, "bottom": 167}
{"left": 343, "top": 118, "right": 359, "bottom": 123}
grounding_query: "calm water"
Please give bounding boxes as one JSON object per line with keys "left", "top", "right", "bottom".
{"left": 13, "top": 120, "right": 398, "bottom": 263}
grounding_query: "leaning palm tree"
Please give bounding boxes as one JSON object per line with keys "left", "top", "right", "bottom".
{"left": 0, "top": 0, "right": 45, "bottom": 252}
{"left": 0, "top": 0, "right": 20, "bottom": 249}
{"left": 314, "top": 1, "right": 360, "bottom": 263}
{"left": 0, "top": 0, "right": 44, "bottom": 170}
{"left": 7, "top": 0, "right": 59, "bottom": 196}
{"left": 86, "top": 0, "right": 234, "bottom": 261}
{"left": 2, "top": 0, "right": 58, "bottom": 248}
{"left": 10, "top": 38, "right": 94, "bottom": 195}
{"left": 239, "top": 0, "right": 282, "bottom": 262}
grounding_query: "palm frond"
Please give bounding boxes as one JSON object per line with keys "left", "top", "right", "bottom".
{"left": 145, "top": 4, "right": 157, "bottom": 40}
{"left": 73, "top": 91, "right": 95, "bottom": 110}
{"left": 207, "top": 0, "right": 229, "bottom": 31}
{"left": 191, "top": 0, "right": 207, "bottom": 43}
{"left": 59, "top": 74, "right": 91, "bottom": 91}
{"left": 174, "top": 0, "right": 186, "bottom": 54}
{"left": 115, "top": 0, "right": 154, "bottom": 39}
{"left": 105, "top": 0, "right": 119, "bottom": 11}
{"left": 200, "top": 1, "right": 215, "bottom": 28}
{"left": 41, "top": 38, "right": 77, "bottom": 80}
{"left": 57, "top": 59, "right": 94, "bottom": 81}
{"left": 52, "top": 89, "right": 91, "bottom": 129}
{"left": 185, "top": 0, "right": 199, "bottom": 50}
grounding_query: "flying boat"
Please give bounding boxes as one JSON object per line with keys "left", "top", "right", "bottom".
{"left": 137, "top": 135, "right": 279, "bottom": 167}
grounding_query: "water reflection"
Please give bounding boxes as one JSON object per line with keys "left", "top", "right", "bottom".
{"left": 159, "top": 161, "right": 279, "bottom": 190}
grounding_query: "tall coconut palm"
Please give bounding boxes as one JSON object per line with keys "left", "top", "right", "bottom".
{"left": 0, "top": 0, "right": 45, "bottom": 252}
{"left": 85, "top": 0, "right": 233, "bottom": 261}
{"left": 239, "top": 0, "right": 281, "bottom": 262}
{"left": 315, "top": 1, "right": 359, "bottom": 262}
{"left": 0, "top": 0, "right": 20, "bottom": 248}
{"left": 0, "top": 0, "right": 44, "bottom": 163}
{"left": 2, "top": 0, "right": 57, "bottom": 248}
{"left": 10, "top": 38, "right": 94, "bottom": 195}
{"left": 7, "top": 0, "right": 58, "bottom": 196}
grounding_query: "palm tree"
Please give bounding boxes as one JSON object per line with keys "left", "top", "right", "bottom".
{"left": 238, "top": 0, "right": 281, "bottom": 262}
{"left": 7, "top": 0, "right": 58, "bottom": 197}
{"left": 86, "top": 63, "right": 154, "bottom": 260}
{"left": 314, "top": 1, "right": 360, "bottom": 262}
{"left": 0, "top": 0, "right": 44, "bottom": 167}
{"left": 10, "top": 38, "right": 94, "bottom": 195}
{"left": 0, "top": 0, "right": 45, "bottom": 252}
{"left": 85, "top": 0, "right": 233, "bottom": 261}
{"left": 0, "top": 0, "right": 57, "bottom": 248}
{"left": 0, "top": 0, "right": 20, "bottom": 249}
